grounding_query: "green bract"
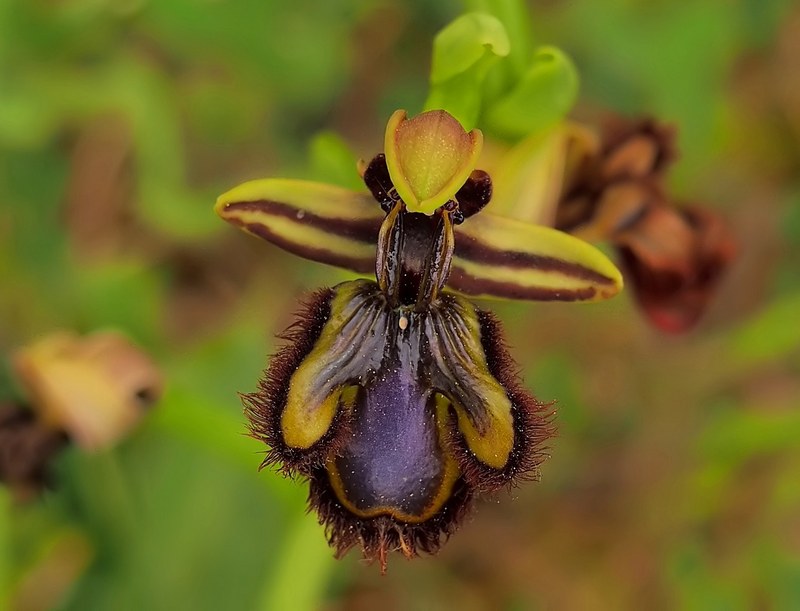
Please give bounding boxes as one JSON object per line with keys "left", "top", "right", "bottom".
{"left": 423, "top": 9, "right": 579, "bottom": 141}
{"left": 484, "top": 46, "right": 578, "bottom": 139}
{"left": 424, "top": 12, "right": 510, "bottom": 130}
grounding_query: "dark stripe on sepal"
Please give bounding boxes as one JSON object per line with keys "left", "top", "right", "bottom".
{"left": 224, "top": 199, "right": 383, "bottom": 244}
{"left": 453, "top": 233, "right": 617, "bottom": 287}
{"left": 448, "top": 267, "right": 598, "bottom": 301}
{"left": 239, "top": 218, "right": 375, "bottom": 274}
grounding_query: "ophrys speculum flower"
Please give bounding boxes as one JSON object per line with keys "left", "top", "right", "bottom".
{"left": 216, "top": 110, "right": 622, "bottom": 570}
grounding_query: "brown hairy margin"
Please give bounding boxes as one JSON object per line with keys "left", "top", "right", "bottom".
{"left": 307, "top": 468, "right": 474, "bottom": 574}
{"left": 242, "top": 287, "right": 350, "bottom": 476}
{"left": 449, "top": 309, "right": 556, "bottom": 493}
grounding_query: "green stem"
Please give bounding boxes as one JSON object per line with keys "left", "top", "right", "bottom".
{"left": 0, "top": 489, "right": 9, "bottom": 610}
{"left": 257, "top": 512, "right": 337, "bottom": 611}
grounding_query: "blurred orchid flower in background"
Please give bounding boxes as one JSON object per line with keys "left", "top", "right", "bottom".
{"left": 1, "top": 331, "right": 163, "bottom": 500}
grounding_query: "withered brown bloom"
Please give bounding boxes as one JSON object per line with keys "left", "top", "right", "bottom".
{"left": 557, "top": 117, "right": 737, "bottom": 332}
{"left": 216, "top": 110, "right": 623, "bottom": 570}
{"left": 1, "top": 331, "right": 162, "bottom": 499}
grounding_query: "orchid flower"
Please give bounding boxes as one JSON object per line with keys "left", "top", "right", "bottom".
{"left": 216, "top": 109, "right": 622, "bottom": 571}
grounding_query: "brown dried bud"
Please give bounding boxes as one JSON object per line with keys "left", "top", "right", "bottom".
{"left": 618, "top": 205, "right": 737, "bottom": 333}
{"left": 13, "top": 331, "right": 163, "bottom": 451}
{"left": 599, "top": 116, "right": 677, "bottom": 182}
{"left": 556, "top": 115, "right": 735, "bottom": 332}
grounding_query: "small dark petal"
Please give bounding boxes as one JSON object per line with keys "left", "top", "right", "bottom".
{"left": 455, "top": 170, "right": 493, "bottom": 219}
{"left": 242, "top": 288, "right": 343, "bottom": 475}
{"left": 362, "top": 154, "right": 396, "bottom": 209}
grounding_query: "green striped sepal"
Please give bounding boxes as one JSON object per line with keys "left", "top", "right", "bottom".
{"left": 215, "top": 179, "right": 622, "bottom": 302}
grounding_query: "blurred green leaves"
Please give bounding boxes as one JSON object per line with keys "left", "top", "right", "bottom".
{"left": 424, "top": 13, "right": 509, "bottom": 129}
{"left": 730, "top": 291, "right": 800, "bottom": 368}
{"left": 0, "top": 0, "right": 373, "bottom": 243}
{"left": 484, "top": 46, "right": 578, "bottom": 138}
{"left": 308, "top": 131, "right": 362, "bottom": 190}
{"left": 429, "top": 13, "right": 510, "bottom": 85}
{"left": 258, "top": 513, "right": 337, "bottom": 611}
{"left": 424, "top": 6, "right": 578, "bottom": 138}
{"left": 0, "top": 489, "right": 8, "bottom": 610}
{"left": 1, "top": 1, "right": 355, "bottom": 606}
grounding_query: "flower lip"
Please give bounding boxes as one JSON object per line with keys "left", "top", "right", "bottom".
{"left": 245, "top": 278, "right": 553, "bottom": 570}
{"left": 325, "top": 349, "right": 460, "bottom": 524}
{"left": 384, "top": 109, "right": 484, "bottom": 215}
{"left": 219, "top": 107, "right": 628, "bottom": 572}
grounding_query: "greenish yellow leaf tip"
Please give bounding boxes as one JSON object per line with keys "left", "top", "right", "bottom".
{"left": 384, "top": 109, "right": 483, "bottom": 215}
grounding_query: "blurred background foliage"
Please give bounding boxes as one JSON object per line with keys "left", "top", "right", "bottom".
{"left": 1, "top": 0, "right": 800, "bottom": 609}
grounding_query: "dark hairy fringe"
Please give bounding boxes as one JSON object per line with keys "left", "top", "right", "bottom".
{"left": 307, "top": 469, "right": 474, "bottom": 574}
{"left": 449, "top": 309, "right": 556, "bottom": 493}
{"left": 242, "top": 287, "right": 352, "bottom": 477}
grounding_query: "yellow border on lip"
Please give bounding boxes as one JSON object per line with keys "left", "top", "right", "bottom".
{"left": 325, "top": 395, "right": 461, "bottom": 523}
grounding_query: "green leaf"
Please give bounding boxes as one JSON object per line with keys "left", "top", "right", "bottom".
{"left": 149, "top": 386, "right": 264, "bottom": 474}
{"left": 484, "top": 46, "right": 579, "bottom": 139}
{"left": 424, "top": 12, "right": 510, "bottom": 130}
{"left": 429, "top": 13, "right": 510, "bottom": 84}
{"left": 0, "top": 88, "right": 57, "bottom": 149}
{"left": 257, "top": 513, "right": 336, "bottom": 611}
{"left": 308, "top": 131, "right": 362, "bottom": 190}
{"left": 70, "top": 260, "right": 165, "bottom": 348}
{"left": 698, "top": 408, "right": 800, "bottom": 462}
{"left": 488, "top": 125, "right": 568, "bottom": 223}
{"left": 0, "top": 488, "right": 8, "bottom": 610}
{"left": 729, "top": 291, "right": 800, "bottom": 367}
